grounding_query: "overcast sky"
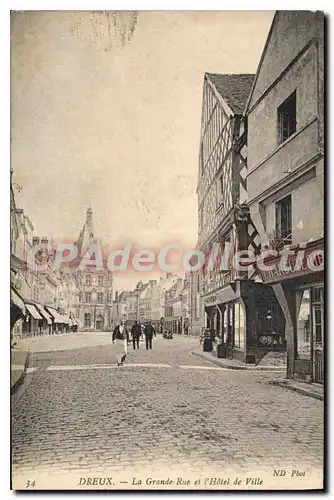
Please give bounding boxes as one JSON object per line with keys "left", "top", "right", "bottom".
{"left": 11, "top": 10, "right": 274, "bottom": 290}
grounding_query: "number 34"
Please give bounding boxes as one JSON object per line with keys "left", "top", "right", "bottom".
{"left": 26, "top": 480, "right": 35, "bottom": 488}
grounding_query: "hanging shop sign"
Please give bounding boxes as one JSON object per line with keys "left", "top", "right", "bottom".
{"left": 258, "top": 239, "right": 324, "bottom": 284}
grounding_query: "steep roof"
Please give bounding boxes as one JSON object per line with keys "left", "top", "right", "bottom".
{"left": 165, "top": 279, "right": 185, "bottom": 301}
{"left": 74, "top": 207, "right": 97, "bottom": 256}
{"left": 159, "top": 275, "right": 179, "bottom": 293}
{"left": 206, "top": 73, "right": 255, "bottom": 114}
{"left": 118, "top": 291, "right": 133, "bottom": 302}
{"left": 244, "top": 11, "right": 322, "bottom": 114}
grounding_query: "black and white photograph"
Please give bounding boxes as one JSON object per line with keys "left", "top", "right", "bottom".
{"left": 10, "top": 9, "right": 324, "bottom": 491}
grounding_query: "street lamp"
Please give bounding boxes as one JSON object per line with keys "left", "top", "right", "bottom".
{"left": 135, "top": 283, "right": 140, "bottom": 323}
{"left": 178, "top": 293, "right": 183, "bottom": 334}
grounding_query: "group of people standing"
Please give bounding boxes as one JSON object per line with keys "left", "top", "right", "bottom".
{"left": 112, "top": 320, "right": 156, "bottom": 366}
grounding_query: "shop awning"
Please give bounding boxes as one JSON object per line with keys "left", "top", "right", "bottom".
{"left": 71, "top": 318, "right": 79, "bottom": 326}
{"left": 46, "top": 307, "right": 64, "bottom": 324}
{"left": 26, "top": 303, "right": 42, "bottom": 320}
{"left": 11, "top": 287, "right": 26, "bottom": 315}
{"left": 35, "top": 304, "right": 52, "bottom": 325}
{"left": 59, "top": 314, "right": 70, "bottom": 325}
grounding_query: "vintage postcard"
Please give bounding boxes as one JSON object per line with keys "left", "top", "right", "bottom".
{"left": 10, "top": 10, "right": 324, "bottom": 491}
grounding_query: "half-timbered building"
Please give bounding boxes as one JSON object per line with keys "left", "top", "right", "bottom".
{"left": 197, "top": 73, "right": 286, "bottom": 363}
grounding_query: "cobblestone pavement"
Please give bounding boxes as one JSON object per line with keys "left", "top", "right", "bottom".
{"left": 12, "top": 334, "right": 324, "bottom": 490}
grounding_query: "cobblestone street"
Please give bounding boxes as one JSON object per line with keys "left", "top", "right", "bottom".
{"left": 11, "top": 333, "right": 323, "bottom": 490}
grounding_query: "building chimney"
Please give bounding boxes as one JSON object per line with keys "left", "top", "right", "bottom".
{"left": 33, "top": 236, "right": 40, "bottom": 246}
{"left": 41, "top": 237, "right": 48, "bottom": 245}
{"left": 166, "top": 273, "right": 172, "bottom": 279}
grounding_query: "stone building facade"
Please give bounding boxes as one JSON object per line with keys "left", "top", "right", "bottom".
{"left": 72, "top": 208, "right": 113, "bottom": 332}
{"left": 164, "top": 278, "right": 185, "bottom": 334}
{"left": 10, "top": 170, "right": 80, "bottom": 337}
{"left": 246, "top": 11, "right": 324, "bottom": 382}
{"left": 112, "top": 273, "right": 203, "bottom": 336}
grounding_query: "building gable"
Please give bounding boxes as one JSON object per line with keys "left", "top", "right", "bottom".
{"left": 246, "top": 11, "right": 323, "bottom": 112}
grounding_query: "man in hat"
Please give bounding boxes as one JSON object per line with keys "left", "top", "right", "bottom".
{"left": 112, "top": 319, "right": 130, "bottom": 366}
{"left": 144, "top": 321, "right": 156, "bottom": 350}
{"left": 131, "top": 320, "right": 142, "bottom": 349}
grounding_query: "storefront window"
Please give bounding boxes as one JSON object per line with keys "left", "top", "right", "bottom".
{"left": 312, "top": 286, "right": 324, "bottom": 346}
{"left": 239, "top": 305, "right": 245, "bottom": 348}
{"left": 256, "top": 301, "right": 285, "bottom": 347}
{"left": 228, "top": 304, "right": 234, "bottom": 344}
{"left": 296, "top": 289, "right": 311, "bottom": 359}
{"left": 233, "top": 302, "right": 245, "bottom": 350}
{"left": 311, "top": 287, "right": 324, "bottom": 304}
{"left": 223, "top": 307, "right": 227, "bottom": 344}
{"left": 313, "top": 307, "right": 323, "bottom": 343}
{"left": 234, "top": 303, "right": 240, "bottom": 347}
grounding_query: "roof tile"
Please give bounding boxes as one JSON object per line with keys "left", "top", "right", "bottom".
{"left": 206, "top": 73, "right": 255, "bottom": 114}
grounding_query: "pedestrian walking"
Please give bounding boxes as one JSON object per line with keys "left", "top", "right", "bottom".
{"left": 131, "top": 320, "right": 141, "bottom": 350}
{"left": 144, "top": 321, "right": 156, "bottom": 350}
{"left": 112, "top": 319, "right": 130, "bottom": 366}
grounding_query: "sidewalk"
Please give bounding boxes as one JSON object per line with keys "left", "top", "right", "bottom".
{"left": 15, "top": 331, "right": 113, "bottom": 353}
{"left": 191, "top": 350, "right": 286, "bottom": 371}
{"left": 269, "top": 379, "right": 324, "bottom": 401}
{"left": 192, "top": 350, "right": 324, "bottom": 400}
{"left": 11, "top": 348, "right": 30, "bottom": 394}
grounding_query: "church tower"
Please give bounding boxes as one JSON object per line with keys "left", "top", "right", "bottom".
{"left": 74, "top": 206, "right": 97, "bottom": 258}
{"left": 73, "top": 206, "right": 113, "bottom": 331}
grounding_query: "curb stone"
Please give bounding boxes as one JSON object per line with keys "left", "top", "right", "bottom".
{"left": 269, "top": 380, "right": 324, "bottom": 401}
{"left": 11, "top": 350, "right": 31, "bottom": 395}
{"left": 191, "top": 351, "right": 286, "bottom": 371}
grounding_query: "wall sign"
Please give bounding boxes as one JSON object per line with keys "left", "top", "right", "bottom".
{"left": 258, "top": 240, "right": 324, "bottom": 284}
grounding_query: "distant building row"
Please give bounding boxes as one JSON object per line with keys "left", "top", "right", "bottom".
{"left": 113, "top": 273, "right": 203, "bottom": 335}
{"left": 10, "top": 187, "right": 113, "bottom": 337}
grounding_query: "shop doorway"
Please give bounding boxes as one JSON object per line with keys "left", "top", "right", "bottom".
{"left": 312, "top": 287, "right": 324, "bottom": 384}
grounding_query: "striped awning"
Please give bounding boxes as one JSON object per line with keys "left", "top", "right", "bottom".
{"left": 26, "top": 304, "right": 42, "bottom": 320}
{"left": 11, "top": 287, "right": 26, "bottom": 315}
{"left": 46, "top": 307, "right": 64, "bottom": 324}
{"left": 35, "top": 304, "right": 52, "bottom": 325}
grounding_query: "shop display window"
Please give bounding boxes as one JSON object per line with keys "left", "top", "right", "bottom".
{"left": 296, "top": 289, "right": 311, "bottom": 359}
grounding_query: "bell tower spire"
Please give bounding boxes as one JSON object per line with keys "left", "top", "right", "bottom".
{"left": 75, "top": 203, "right": 97, "bottom": 254}
{"left": 86, "top": 203, "right": 94, "bottom": 242}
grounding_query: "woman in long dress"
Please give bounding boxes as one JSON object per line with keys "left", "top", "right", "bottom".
{"left": 112, "top": 319, "right": 130, "bottom": 366}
